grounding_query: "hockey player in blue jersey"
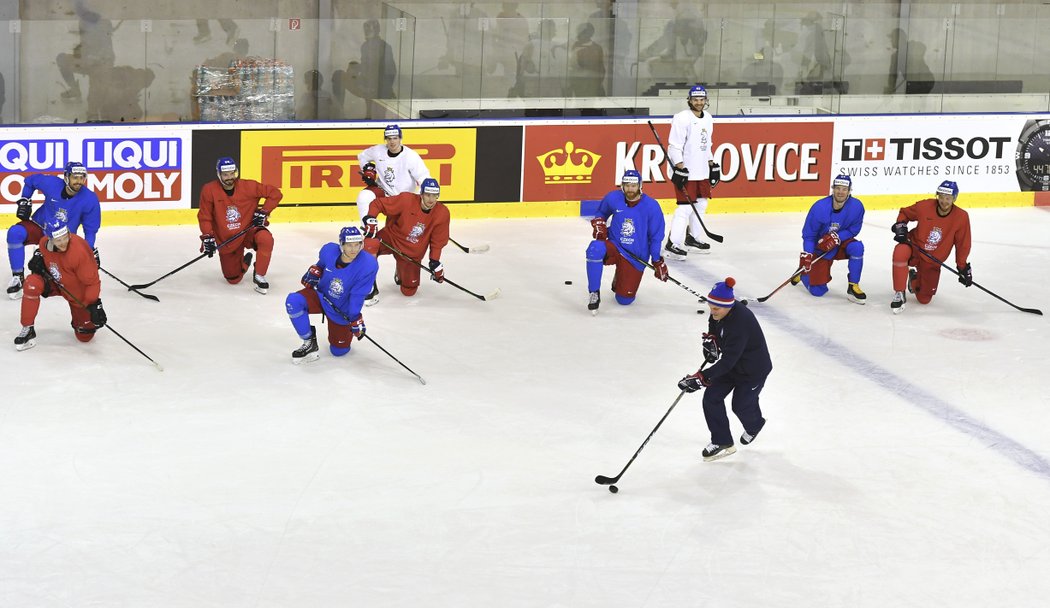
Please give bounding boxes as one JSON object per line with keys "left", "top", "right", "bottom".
{"left": 794, "top": 174, "right": 866, "bottom": 304}
{"left": 585, "top": 169, "right": 669, "bottom": 314}
{"left": 285, "top": 225, "right": 379, "bottom": 364}
{"left": 7, "top": 161, "right": 101, "bottom": 299}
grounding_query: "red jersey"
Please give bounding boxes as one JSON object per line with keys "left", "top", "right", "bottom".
{"left": 897, "top": 198, "right": 971, "bottom": 267}
{"left": 369, "top": 192, "right": 450, "bottom": 261}
{"left": 198, "top": 178, "right": 283, "bottom": 242}
{"left": 37, "top": 234, "right": 101, "bottom": 307}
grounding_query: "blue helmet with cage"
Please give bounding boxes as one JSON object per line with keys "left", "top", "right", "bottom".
{"left": 340, "top": 225, "right": 365, "bottom": 244}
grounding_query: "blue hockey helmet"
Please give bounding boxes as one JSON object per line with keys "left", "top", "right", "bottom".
{"left": 216, "top": 156, "right": 238, "bottom": 175}
{"left": 64, "top": 161, "right": 87, "bottom": 180}
{"left": 832, "top": 174, "right": 852, "bottom": 189}
{"left": 621, "top": 169, "right": 642, "bottom": 185}
{"left": 688, "top": 84, "right": 708, "bottom": 99}
{"left": 936, "top": 180, "right": 959, "bottom": 199}
{"left": 340, "top": 225, "right": 365, "bottom": 244}
{"left": 46, "top": 218, "right": 70, "bottom": 239}
{"left": 383, "top": 124, "right": 402, "bottom": 139}
{"left": 420, "top": 178, "right": 440, "bottom": 196}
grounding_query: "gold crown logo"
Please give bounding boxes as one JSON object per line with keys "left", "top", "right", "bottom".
{"left": 536, "top": 141, "right": 601, "bottom": 184}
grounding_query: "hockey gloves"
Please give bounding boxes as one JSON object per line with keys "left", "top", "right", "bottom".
{"left": 28, "top": 249, "right": 46, "bottom": 276}
{"left": 429, "top": 259, "right": 445, "bottom": 283}
{"left": 708, "top": 163, "right": 721, "bottom": 187}
{"left": 892, "top": 222, "right": 909, "bottom": 244}
{"left": 92, "top": 247, "right": 101, "bottom": 268}
{"left": 362, "top": 215, "right": 379, "bottom": 239}
{"left": 15, "top": 197, "right": 32, "bottom": 221}
{"left": 799, "top": 251, "right": 814, "bottom": 273}
{"left": 678, "top": 370, "right": 710, "bottom": 393}
{"left": 590, "top": 217, "right": 607, "bottom": 240}
{"left": 701, "top": 332, "right": 720, "bottom": 364}
{"left": 360, "top": 162, "right": 379, "bottom": 188}
{"left": 350, "top": 313, "right": 366, "bottom": 340}
{"left": 817, "top": 232, "right": 840, "bottom": 252}
{"left": 200, "top": 234, "right": 217, "bottom": 257}
{"left": 957, "top": 262, "right": 973, "bottom": 287}
{"left": 301, "top": 264, "right": 322, "bottom": 288}
{"left": 251, "top": 209, "right": 269, "bottom": 228}
{"left": 653, "top": 257, "right": 669, "bottom": 282}
{"left": 671, "top": 165, "right": 689, "bottom": 190}
{"left": 87, "top": 299, "right": 107, "bottom": 329}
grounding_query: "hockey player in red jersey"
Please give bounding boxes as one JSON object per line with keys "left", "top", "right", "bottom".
{"left": 890, "top": 180, "right": 973, "bottom": 313}
{"left": 197, "top": 156, "right": 283, "bottom": 294}
{"left": 360, "top": 177, "right": 449, "bottom": 304}
{"left": 15, "top": 220, "right": 106, "bottom": 350}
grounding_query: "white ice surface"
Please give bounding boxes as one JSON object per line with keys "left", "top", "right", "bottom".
{"left": 2, "top": 208, "right": 1049, "bottom": 607}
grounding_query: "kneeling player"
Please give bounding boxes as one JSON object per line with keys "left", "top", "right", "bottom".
{"left": 585, "top": 169, "right": 669, "bottom": 314}
{"left": 285, "top": 226, "right": 379, "bottom": 364}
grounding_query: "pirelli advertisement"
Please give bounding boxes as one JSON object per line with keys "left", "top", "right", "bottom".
{"left": 1, "top": 113, "right": 1047, "bottom": 221}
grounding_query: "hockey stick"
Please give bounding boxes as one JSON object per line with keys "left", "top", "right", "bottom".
{"left": 99, "top": 266, "right": 159, "bottom": 302}
{"left": 379, "top": 241, "right": 500, "bottom": 301}
{"left": 595, "top": 363, "right": 709, "bottom": 491}
{"left": 129, "top": 227, "right": 251, "bottom": 290}
{"left": 909, "top": 241, "right": 1043, "bottom": 316}
{"left": 50, "top": 278, "right": 163, "bottom": 371}
{"left": 449, "top": 237, "right": 490, "bottom": 254}
{"left": 646, "top": 120, "right": 724, "bottom": 244}
{"left": 617, "top": 245, "right": 710, "bottom": 302}
{"left": 319, "top": 293, "right": 427, "bottom": 384}
{"left": 756, "top": 249, "right": 834, "bottom": 303}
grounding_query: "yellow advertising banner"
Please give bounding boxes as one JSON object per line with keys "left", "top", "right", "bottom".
{"left": 240, "top": 129, "right": 477, "bottom": 204}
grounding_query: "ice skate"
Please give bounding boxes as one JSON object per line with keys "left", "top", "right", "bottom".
{"left": 663, "top": 240, "right": 688, "bottom": 261}
{"left": 684, "top": 233, "right": 711, "bottom": 253}
{"left": 891, "top": 290, "right": 906, "bottom": 314}
{"left": 252, "top": 267, "right": 269, "bottom": 295}
{"left": 14, "top": 325, "right": 36, "bottom": 351}
{"left": 364, "top": 281, "right": 379, "bottom": 307}
{"left": 741, "top": 422, "right": 764, "bottom": 445}
{"left": 588, "top": 291, "right": 600, "bottom": 315}
{"left": 847, "top": 282, "right": 866, "bottom": 305}
{"left": 7, "top": 272, "right": 24, "bottom": 300}
{"left": 292, "top": 326, "right": 320, "bottom": 364}
{"left": 907, "top": 268, "right": 918, "bottom": 294}
{"left": 702, "top": 443, "right": 736, "bottom": 462}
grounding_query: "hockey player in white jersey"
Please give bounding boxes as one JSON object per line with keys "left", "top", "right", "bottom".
{"left": 355, "top": 124, "right": 431, "bottom": 223}
{"left": 664, "top": 85, "right": 719, "bottom": 260}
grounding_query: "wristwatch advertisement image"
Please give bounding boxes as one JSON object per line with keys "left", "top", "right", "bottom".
{"left": 1015, "top": 118, "right": 1050, "bottom": 191}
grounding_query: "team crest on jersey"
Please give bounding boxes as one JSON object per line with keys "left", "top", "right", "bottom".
{"left": 407, "top": 222, "right": 425, "bottom": 244}
{"left": 383, "top": 167, "right": 395, "bottom": 186}
{"left": 327, "top": 278, "right": 345, "bottom": 298}
{"left": 55, "top": 208, "right": 69, "bottom": 223}
{"left": 48, "top": 262, "right": 62, "bottom": 283}
{"left": 829, "top": 221, "right": 841, "bottom": 233}
{"left": 924, "top": 227, "right": 943, "bottom": 251}
{"left": 619, "top": 217, "right": 637, "bottom": 244}
{"left": 225, "top": 205, "right": 242, "bottom": 230}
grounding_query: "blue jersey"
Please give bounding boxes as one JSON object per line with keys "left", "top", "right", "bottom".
{"left": 21, "top": 174, "right": 102, "bottom": 248}
{"left": 801, "top": 195, "right": 864, "bottom": 254}
{"left": 315, "top": 243, "right": 379, "bottom": 324}
{"left": 595, "top": 190, "right": 666, "bottom": 270}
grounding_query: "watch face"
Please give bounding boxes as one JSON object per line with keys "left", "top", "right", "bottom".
{"left": 1015, "top": 120, "right": 1050, "bottom": 191}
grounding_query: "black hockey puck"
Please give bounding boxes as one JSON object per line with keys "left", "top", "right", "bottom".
{"left": 609, "top": 485, "right": 619, "bottom": 494}
{"left": 697, "top": 309, "right": 705, "bottom": 314}
{"left": 565, "top": 280, "right": 573, "bottom": 285}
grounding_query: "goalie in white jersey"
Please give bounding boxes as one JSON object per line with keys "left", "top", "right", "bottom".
{"left": 356, "top": 124, "right": 431, "bottom": 223}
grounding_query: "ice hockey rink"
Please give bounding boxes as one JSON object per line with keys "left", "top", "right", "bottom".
{"left": 2, "top": 205, "right": 1049, "bottom": 607}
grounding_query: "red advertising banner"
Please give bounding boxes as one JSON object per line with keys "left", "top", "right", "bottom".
{"left": 523, "top": 121, "right": 836, "bottom": 201}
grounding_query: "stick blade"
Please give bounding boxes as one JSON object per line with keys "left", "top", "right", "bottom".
{"left": 594, "top": 475, "right": 616, "bottom": 485}
{"left": 483, "top": 288, "right": 501, "bottom": 301}
{"left": 418, "top": 376, "right": 427, "bottom": 385}
{"left": 1022, "top": 307, "right": 1044, "bottom": 316}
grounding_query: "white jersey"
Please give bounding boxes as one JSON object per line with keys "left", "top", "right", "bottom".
{"left": 358, "top": 144, "right": 430, "bottom": 196}
{"left": 667, "top": 108, "right": 715, "bottom": 180}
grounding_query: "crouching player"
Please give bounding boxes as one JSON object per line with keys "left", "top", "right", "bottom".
{"left": 585, "top": 169, "right": 669, "bottom": 314}
{"left": 15, "top": 220, "right": 106, "bottom": 350}
{"left": 284, "top": 226, "right": 379, "bottom": 364}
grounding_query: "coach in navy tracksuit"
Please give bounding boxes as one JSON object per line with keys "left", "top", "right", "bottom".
{"left": 679, "top": 277, "right": 773, "bottom": 462}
